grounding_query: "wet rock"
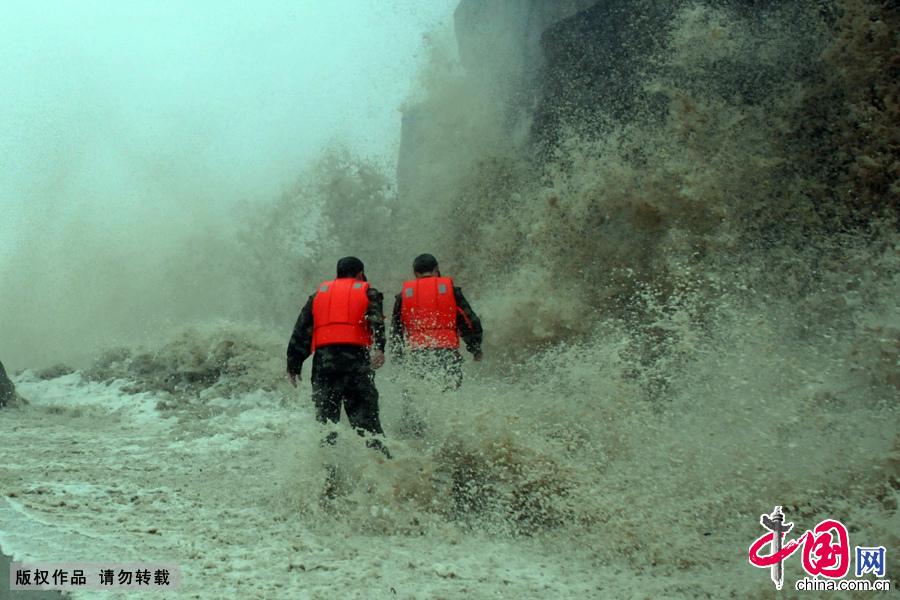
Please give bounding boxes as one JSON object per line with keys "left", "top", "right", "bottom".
{"left": 0, "top": 359, "right": 27, "bottom": 408}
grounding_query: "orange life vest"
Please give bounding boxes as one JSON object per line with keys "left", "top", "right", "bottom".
{"left": 400, "top": 277, "right": 460, "bottom": 349}
{"left": 311, "top": 278, "right": 372, "bottom": 351}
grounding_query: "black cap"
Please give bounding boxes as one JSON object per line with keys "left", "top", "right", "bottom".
{"left": 413, "top": 253, "right": 438, "bottom": 273}
{"left": 336, "top": 256, "right": 365, "bottom": 278}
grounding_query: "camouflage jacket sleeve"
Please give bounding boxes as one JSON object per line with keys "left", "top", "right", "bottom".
{"left": 389, "top": 293, "right": 405, "bottom": 361}
{"left": 287, "top": 286, "right": 385, "bottom": 374}
{"left": 454, "top": 287, "right": 483, "bottom": 355}
{"left": 286, "top": 294, "right": 315, "bottom": 374}
{"left": 365, "top": 287, "right": 387, "bottom": 353}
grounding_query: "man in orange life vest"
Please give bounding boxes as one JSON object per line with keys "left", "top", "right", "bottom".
{"left": 390, "top": 253, "right": 483, "bottom": 392}
{"left": 286, "top": 256, "right": 390, "bottom": 455}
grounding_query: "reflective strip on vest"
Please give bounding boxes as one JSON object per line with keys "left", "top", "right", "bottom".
{"left": 311, "top": 279, "right": 372, "bottom": 351}
{"left": 400, "top": 277, "right": 459, "bottom": 349}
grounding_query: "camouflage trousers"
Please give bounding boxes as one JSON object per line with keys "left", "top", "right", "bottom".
{"left": 396, "top": 348, "right": 464, "bottom": 438}
{"left": 403, "top": 348, "right": 464, "bottom": 391}
{"left": 311, "top": 369, "right": 384, "bottom": 437}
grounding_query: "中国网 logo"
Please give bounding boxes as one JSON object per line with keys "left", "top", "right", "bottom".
{"left": 749, "top": 506, "right": 888, "bottom": 592}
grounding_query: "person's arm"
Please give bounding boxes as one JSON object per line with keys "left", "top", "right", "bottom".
{"left": 366, "top": 287, "right": 387, "bottom": 369}
{"left": 388, "top": 293, "right": 405, "bottom": 363}
{"left": 286, "top": 294, "right": 315, "bottom": 384}
{"left": 454, "top": 287, "right": 483, "bottom": 359}
{"left": 365, "top": 287, "right": 386, "bottom": 352}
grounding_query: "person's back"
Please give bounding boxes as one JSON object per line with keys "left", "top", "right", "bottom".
{"left": 390, "top": 254, "right": 483, "bottom": 435}
{"left": 400, "top": 275, "right": 461, "bottom": 351}
{"left": 308, "top": 276, "right": 379, "bottom": 382}
{"left": 391, "top": 254, "right": 483, "bottom": 387}
{"left": 286, "top": 257, "right": 389, "bottom": 456}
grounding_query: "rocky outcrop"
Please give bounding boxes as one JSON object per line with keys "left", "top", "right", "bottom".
{"left": 528, "top": 0, "right": 817, "bottom": 147}
{"left": 397, "top": 0, "right": 823, "bottom": 195}
{"left": 529, "top": 1, "right": 666, "bottom": 145}
{"left": 0, "top": 359, "right": 26, "bottom": 408}
{"left": 396, "top": 1, "right": 597, "bottom": 210}
{"left": 453, "top": 0, "right": 596, "bottom": 81}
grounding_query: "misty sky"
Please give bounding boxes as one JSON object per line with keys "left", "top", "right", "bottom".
{"left": 0, "top": 0, "right": 458, "bottom": 265}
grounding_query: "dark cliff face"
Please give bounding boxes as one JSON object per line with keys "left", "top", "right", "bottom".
{"left": 453, "top": 0, "right": 597, "bottom": 78}
{"left": 530, "top": 1, "right": 665, "bottom": 146}
{"left": 0, "top": 359, "right": 18, "bottom": 408}
{"left": 395, "top": 0, "right": 897, "bottom": 337}
{"left": 396, "top": 1, "right": 600, "bottom": 211}
{"left": 455, "top": 0, "right": 824, "bottom": 150}
{"left": 399, "top": 0, "right": 825, "bottom": 184}
{"left": 451, "top": 0, "right": 669, "bottom": 147}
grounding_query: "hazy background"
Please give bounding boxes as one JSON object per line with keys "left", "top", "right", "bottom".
{"left": 0, "top": 0, "right": 457, "bottom": 370}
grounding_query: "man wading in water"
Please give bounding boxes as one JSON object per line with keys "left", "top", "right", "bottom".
{"left": 286, "top": 256, "right": 391, "bottom": 459}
